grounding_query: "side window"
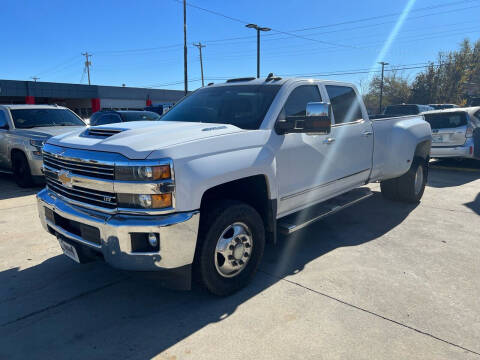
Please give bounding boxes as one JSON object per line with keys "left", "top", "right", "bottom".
{"left": 0, "top": 111, "right": 8, "bottom": 128}
{"left": 282, "top": 85, "right": 322, "bottom": 118}
{"left": 325, "top": 85, "right": 363, "bottom": 124}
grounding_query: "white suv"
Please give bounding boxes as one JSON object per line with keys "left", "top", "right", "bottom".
{"left": 423, "top": 107, "right": 480, "bottom": 160}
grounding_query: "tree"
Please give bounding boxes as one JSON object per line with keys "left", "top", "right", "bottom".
{"left": 409, "top": 38, "right": 480, "bottom": 105}
{"left": 362, "top": 71, "right": 410, "bottom": 114}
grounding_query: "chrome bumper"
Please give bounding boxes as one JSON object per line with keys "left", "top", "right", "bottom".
{"left": 431, "top": 139, "right": 475, "bottom": 159}
{"left": 36, "top": 188, "right": 200, "bottom": 272}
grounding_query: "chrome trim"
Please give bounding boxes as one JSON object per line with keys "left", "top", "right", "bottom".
{"left": 46, "top": 180, "right": 116, "bottom": 208}
{"left": 44, "top": 164, "right": 114, "bottom": 192}
{"left": 37, "top": 189, "right": 200, "bottom": 270}
{"left": 280, "top": 168, "right": 370, "bottom": 201}
{"left": 42, "top": 144, "right": 176, "bottom": 215}
{"left": 46, "top": 220, "right": 102, "bottom": 249}
{"left": 331, "top": 119, "right": 365, "bottom": 127}
{"left": 46, "top": 188, "right": 117, "bottom": 214}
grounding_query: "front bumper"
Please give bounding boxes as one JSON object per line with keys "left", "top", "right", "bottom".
{"left": 37, "top": 189, "right": 200, "bottom": 284}
{"left": 28, "top": 152, "right": 44, "bottom": 177}
{"left": 431, "top": 140, "right": 476, "bottom": 159}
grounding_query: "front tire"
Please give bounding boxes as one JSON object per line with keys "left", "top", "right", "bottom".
{"left": 197, "top": 200, "right": 265, "bottom": 296}
{"left": 12, "top": 152, "right": 34, "bottom": 188}
{"left": 380, "top": 157, "right": 427, "bottom": 203}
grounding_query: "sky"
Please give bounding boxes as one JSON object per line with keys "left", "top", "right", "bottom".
{"left": 2, "top": 0, "right": 480, "bottom": 92}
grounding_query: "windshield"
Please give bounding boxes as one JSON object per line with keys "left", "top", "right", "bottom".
{"left": 120, "top": 111, "right": 160, "bottom": 122}
{"left": 384, "top": 105, "right": 419, "bottom": 116}
{"left": 11, "top": 108, "right": 85, "bottom": 129}
{"left": 161, "top": 85, "right": 282, "bottom": 130}
{"left": 424, "top": 112, "right": 468, "bottom": 129}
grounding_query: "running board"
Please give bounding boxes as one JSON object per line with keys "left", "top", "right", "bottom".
{"left": 278, "top": 187, "right": 373, "bottom": 235}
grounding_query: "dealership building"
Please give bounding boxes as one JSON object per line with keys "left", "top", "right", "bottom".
{"left": 0, "top": 79, "right": 185, "bottom": 118}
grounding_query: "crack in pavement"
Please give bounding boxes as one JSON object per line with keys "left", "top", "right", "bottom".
{"left": 260, "top": 270, "right": 480, "bottom": 357}
{"left": 0, "top": 277, "right": 127, "bottom": 327}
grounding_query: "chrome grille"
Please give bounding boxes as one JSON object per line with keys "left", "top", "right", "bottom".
{"left": 45, "top": 175, "right": 117, "bottom": 209}
{"left": 43, "top": 152, "right": 114, "bottom": 180}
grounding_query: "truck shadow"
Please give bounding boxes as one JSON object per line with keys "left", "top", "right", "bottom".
{"left": 426, "top": 168, "right": 480, "bottom": 188}
{"left": 0, "top": 173, "right": 42, "bottom": 200}
{"left": 0, "top": 192, "right": 417, "bottom": 359}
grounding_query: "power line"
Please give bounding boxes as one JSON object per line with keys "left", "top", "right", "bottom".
{"left": 143, "top": 62, "right": 447, "bottom": 89}
{"left": 172, "top": 0, "right": 355, "bottom": 49}
{"left": 68, "top": 0, "right": 480, "bottom": 57}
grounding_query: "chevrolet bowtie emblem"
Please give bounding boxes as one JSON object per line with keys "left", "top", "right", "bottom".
{"left": 58, "top": 170, "right": 73, "bottom": 188}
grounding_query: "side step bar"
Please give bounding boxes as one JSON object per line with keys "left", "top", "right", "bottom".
{"left": 278, "top": 187, "right": 373, "bottom": 235}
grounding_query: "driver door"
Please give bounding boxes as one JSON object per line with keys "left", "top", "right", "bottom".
{"left": 275, "top": 84, "right": 338, "bottom": 217}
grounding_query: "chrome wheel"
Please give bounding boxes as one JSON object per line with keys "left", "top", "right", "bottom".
{"left": 214, "top": 222, "right": 253, "bottom": 278}
{"left": 414, "top": 164, "right": 424, "bottom": 195}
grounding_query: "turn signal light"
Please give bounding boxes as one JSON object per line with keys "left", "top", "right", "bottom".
{"left": 151, "top": 194, "right": 173, "bottom": 208}
{"left": 152, "top": 165, "right": 171, "bottom": 180}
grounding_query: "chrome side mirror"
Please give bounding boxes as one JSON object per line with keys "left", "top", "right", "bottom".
{"left": 276, "top": 102, "right": 331, "bottom": 134}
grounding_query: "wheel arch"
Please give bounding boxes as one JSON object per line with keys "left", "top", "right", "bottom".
{"left": 199, "top": 174, "right": 277, "bottom": 244}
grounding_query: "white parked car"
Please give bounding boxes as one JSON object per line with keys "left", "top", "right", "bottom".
{"left": 423, "top": 107, "right": 480, "bottom": 160}
{"left": 36, "top": 77, "right": 432, "bottom": 295}
{"left": 0, "top": 105, "right": 86, "bottom": 186}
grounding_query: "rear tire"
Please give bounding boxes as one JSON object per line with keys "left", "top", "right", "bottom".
{"left": 12, "top": 152, "right": 34, "bottom": 188}
{"left": 380, "top": 157, "right": 427, "bottom": 203}
{"left": 196, "top": 200, "right": 265, "bottom": 296}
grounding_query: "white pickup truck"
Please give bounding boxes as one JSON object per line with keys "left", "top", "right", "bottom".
{"left": 37, "top": 76, "right": 432, "bottom": 295}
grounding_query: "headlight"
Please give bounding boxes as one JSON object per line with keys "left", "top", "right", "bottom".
{"left": 115, "top": 165, "right": 171, "bottom": 181}
{"left": 30, "top": 139, "right": 46, "bottom": 148}
{"left": 30, "top": 139, "right": 46, "bottom": 156}
{"left": 117, "top": 193, "right": 173, "bottom": 209}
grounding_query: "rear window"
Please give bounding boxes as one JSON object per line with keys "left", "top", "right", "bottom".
{"left": 384, "top": 105, "right": 419, "bottom": 116}
{"left": 424, "top": 112, "right": 468, "bottom": 129}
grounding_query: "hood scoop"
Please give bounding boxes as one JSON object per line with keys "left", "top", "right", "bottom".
{"left": 83, "top": 127, "right": 126, "bottom": 138}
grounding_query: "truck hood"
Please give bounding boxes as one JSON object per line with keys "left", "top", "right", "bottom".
{"left": 11, "top": 126, "right": 85, "bottom": 139}
{"left": 47, "top": 121, "right": 246, "bottom": 159}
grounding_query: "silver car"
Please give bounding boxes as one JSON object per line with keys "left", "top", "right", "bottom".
{"left": 423, "top": 106, "right": 480, "bottom": 160}
{"left": 0, "top": 105, "right": 86, "bottom": 187}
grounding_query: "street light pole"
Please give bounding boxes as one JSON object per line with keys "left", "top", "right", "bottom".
{"left": 245, "top": 24, "right": 271, "bottom": 78}
{"left": 378, "top": 61, "right": 389, "bottom": 114}
{"left": 193, "top": 42, "right": 206, "bottom": 87}
{"left": 183, "top": 0, "right": 188, "bottom": 95}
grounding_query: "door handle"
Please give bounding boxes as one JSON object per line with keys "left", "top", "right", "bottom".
{"left": 362, "top": 131, "right": 373, "bottom": 136}
{"left": 323, "top": 137, "right": 336, "bottom": 144}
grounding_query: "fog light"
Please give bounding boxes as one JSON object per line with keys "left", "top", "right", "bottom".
{"left": 148, "top": 233, "right": 159, "bottom": 247}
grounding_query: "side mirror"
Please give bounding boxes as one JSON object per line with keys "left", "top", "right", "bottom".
{"left": 276, "top": 102, "right": 331, "bottom": 135}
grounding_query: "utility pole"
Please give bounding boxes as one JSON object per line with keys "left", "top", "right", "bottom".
{"left": 31, "top": 76, "right": 39, "bottom": 82}
{"left": 378, "top": 61, "right": 389, "bottom": 114}
{"left": 82, "top": 52, "right": 92, "bottom": 85}
{"left": 193, "top": 42, "right": 206, "bottom": 87}
{"left": 245, "top": 24, "right": 271, "bottom": 78}
{"left": 183, "top": 0, "right": 188, "bottom": 95}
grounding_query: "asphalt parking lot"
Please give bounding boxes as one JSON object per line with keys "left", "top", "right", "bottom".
{"left": 1, "top": 164, "right": 479, "bottom": 360}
